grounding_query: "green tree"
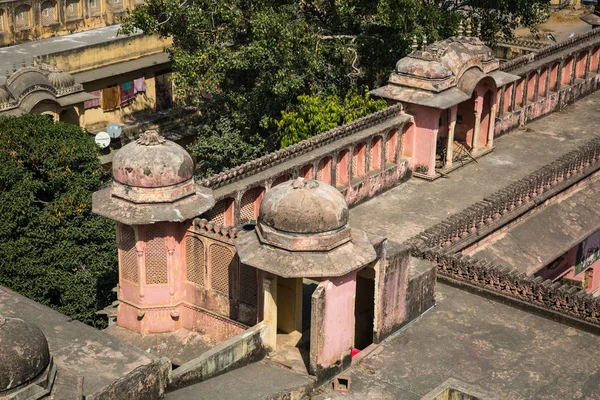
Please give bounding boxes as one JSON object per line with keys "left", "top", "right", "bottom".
{"left": 441, "top": 0, "right": 550, "bottom": 43}
{"left": 273, "top": 88, "right": 387, "bottom": 148}
{"left": 0, "top": 115, "right": 117, "bottom": 327}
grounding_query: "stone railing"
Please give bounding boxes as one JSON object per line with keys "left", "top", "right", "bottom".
{"left": 406, "top": 137, "right": 600, "bottom": 330}
{"left": 201, "top": 104, "right": 404, "bottom": 189}
{"left": 201, "top": 104, "right": 412, "bottom": 227}
{"left": 418, "top": 250, "right": 600, "bottom": 330}
{"left": 406, "top": 137, "right": 600, "bottom": 253}
{"left": 495, "top": 28, "right": 600, "bottom": 136}
{"left": 496, "top": 37, "right": 550, "bottom": 50}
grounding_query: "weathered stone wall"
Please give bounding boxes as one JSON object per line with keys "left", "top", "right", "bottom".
{"left": 85, "top": 357, "right": 171, "bottom": 400}
{"left": 169, "top": 321, "right": 268, "bottom": 390}
{"left": 496, "top": 28, "right": 600, "bottom": 136}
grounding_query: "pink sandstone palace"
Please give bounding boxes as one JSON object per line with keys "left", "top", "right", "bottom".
{"left": 57, "top": 21, "right": 600, "bottom": 397}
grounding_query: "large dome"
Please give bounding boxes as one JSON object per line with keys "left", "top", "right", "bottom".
{"left": 256, "top": 178, "right": 351, "bottom": 251}
{"left": 0, "top": 317, "right": 50, "bottom": 394}
{"left": 113, "top": 130, "right": 195, "bottom": 189}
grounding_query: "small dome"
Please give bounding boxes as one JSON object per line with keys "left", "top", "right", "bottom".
{"left": 260, "top": 178, "right": 348, "bottom": 234}
{"left": 396, "top": 56, "right": 452, "bottom": 80}
{"left": 113, "top": 130, "right": 195, "bottom": 189}
{"left": 256, "top": 178, "right": 351, "bottom": 251}
{"left": 0, "top": 317, "right": 50, "bottom": 394}
{"left": 47, "top": 68, "right": 75, "bottom": 90}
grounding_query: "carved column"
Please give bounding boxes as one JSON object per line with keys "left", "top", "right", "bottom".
{"left": 487, "top": 91, "right": 498, "bottom": 149}
{"left": 445, "top": 106, "right": 457, "bottom": 169}
{"left": 472, "top": 108, "right": 482, "bottom": 154}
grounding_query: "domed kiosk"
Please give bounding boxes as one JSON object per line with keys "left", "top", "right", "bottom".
{"left": 235, "top": 178, "right": 376, "bottom": 377}
{"left": 92, "top": 130, "right": 215, "bottom": 334}
{"left": 0, "top": 316, "right": 56, "bottom": 399}
{"left": 371, "top": 22, "right": 520, "bottom": 176}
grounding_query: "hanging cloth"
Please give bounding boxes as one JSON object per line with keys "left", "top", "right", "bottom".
{"left": 101, "top": 86, "right": 120, "bottom": 111}
{"left": 84, "top": 91, "right": 100, "bottom": 109}
{"left": 120, "top": 81, "right": 135, "bottom": 106}
{"left": 133, "top": 77, "right": 146, "bottom": 94}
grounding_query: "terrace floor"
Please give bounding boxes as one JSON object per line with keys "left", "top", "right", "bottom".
{"left": 349, "top": 90, "right": 600, "bottom": 244}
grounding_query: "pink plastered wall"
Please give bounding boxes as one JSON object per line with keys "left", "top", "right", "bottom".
{"left": 408, "top": 105, "right": 440, "bottom": 175}
{"left": 318, "top": 272, "right": 357, "bottom": 367}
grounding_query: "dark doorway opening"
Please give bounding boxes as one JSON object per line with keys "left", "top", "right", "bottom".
{"left": 354, "top": 268, "right": 375, "bottom": 350}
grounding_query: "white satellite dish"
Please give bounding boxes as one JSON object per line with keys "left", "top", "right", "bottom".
{"left": 106, "top": 123, "right": 122, "bottom": 139}
{"left": 95, "top": 131, "right": 111, "bottom": 149}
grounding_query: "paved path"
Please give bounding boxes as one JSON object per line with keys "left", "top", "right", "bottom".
{"left": 316, "top": 283, "right": 600, "bottom": 400}
{"left": 350, "top": 91, "right": 600, "bottom": 244}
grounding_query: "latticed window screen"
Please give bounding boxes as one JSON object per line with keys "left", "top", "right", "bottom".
{"left": 15, "top": 5, "right": 31, "bottom": 28}
{"left": 272, "top": 174, "right": 290, "bottom": 187}
{"left": 317, "top": 157, "right": 331, "bottom": 183}
{"left": 210, "top": 244, "right": 234, "bottom": 296}
{"left": 145, "top": 226, "right": 168, "bottom": 285}
{"left": 185, "top": 235, "right": 205, "bottom": 287}
{"left": 239, "top": 263, "right": 257, "bottom": 305}
{"left": 353, "top": 143, "right": 365, "bottom": 177}
{"left": 205, "top": 198, "right": 230, "bottom": 225}
{"left": 66, "top": 0, "right": 80, "bottom": 18}
{"left": 119, "top": 225, "right": 138, "bottom": 283}
{"left": 240, "top": 187, "right": 262, "bottom": 225}
{"left": 40, "top": 1, "right": 56, "bottom": 24}
{"left": 89, "top": 0, "right": 101, "bottom": 14}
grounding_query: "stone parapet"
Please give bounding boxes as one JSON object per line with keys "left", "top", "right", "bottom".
{"left": 406, "top": 136, "right": 600, "bottom": 252}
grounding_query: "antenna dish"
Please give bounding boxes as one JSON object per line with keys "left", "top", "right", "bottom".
{"left": 106, "top": 123, "right": 122, "bottom": 139}
{"left": 95, "top": 131, "right": 111, "bottom": 149}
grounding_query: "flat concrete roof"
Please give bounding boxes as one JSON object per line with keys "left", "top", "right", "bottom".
{"left": 0, "top": 25, "right": 134, "bottom": 73}
{"left": 0, "top": 285, "right": 156, "bottom": 396}
{"left": 317, "top": 283, "right": 600, "bottom": 399}
{"left": 468, "top": 174, "right": 600, "bottom": 275}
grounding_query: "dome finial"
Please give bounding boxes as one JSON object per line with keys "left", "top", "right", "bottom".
{"left": 466, "top": 20, "right": 472, "bottom": 37}
{"left": 458, "top": 20, "right": 464, "bottom": 36}
{"left": 136, "top": 130, "right": 166, "bottom": 146}
{"left": 412, "top": 35, "right": 418, "bottom": 52}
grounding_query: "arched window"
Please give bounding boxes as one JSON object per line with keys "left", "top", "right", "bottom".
{"left": 370, "top": 136, "right": 382, "bottom": 171}
{"left": 352, "top": 143, "right": 366, "bottom": 178}
{"left": 591, "top": 46, "right": 600, "bottom": 73}
{"left": 40, "top": 0, "right": 57, "bottom": 24}
{"left": 185, "top": 235, "right": 205, "bottom": 287}
{"left": 118, "top": 225, "right": 138, "bottom": 284}
{"left": 112, "top": 0, "right": 124, "bottom": 11}
{"left": 239, "top": 186, "right": 264, "bottom": 225}
{"left": 316, "top": 157, "right": 332, "bottom": 184}
{"left": 145, "top": 226, "right": 168, "bottom": 285}
{"left": 66, "top": 0, "right": 81, "bottom": 19}
{"left": 14, "top": 4, "right": 31, "bottom": 29}
{"left": 526, "top": 72, "right": 536, "bottom": 102}
{"left": 89, "top": 0, "right": 102, "bottom": 14}
{"left": 0, "top": 10, "right": 6, "bottom": 32}
{"left": 272, "top": 173, "right": 291, "bottom": 187}
{"left": 205, "top": 198, "right": 234, "bottom": 226}
{"left": 336, "top": 150, "right": 349, "bottom": 187}
{"left": 300, "top": 164, "right": 313, "bottom": 179}
{"left": 210, "top": 244, "right": 234, "bottom": 296}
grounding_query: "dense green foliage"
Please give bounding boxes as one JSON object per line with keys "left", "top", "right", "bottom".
{"left": 122, "top": 0, "right": 549, "bottom": 176}
{"left": 273, "top": 89, "right": 387, "bottom": 148}
{"left": 0, "top": 115, "right": 117, "bottom": 327}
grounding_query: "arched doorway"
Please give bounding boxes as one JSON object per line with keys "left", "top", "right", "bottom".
{"left": 479, "top": 90, "right": 493, "bottom": 149}
{"left": 455, "top": 93, "right": 476, "bottom": 150}
{"left": 59, "top": 108, "right": 80, "bottom": 126}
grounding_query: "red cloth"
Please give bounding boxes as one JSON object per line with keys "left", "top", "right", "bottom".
{"left": 120, "top": 81, "right": 135, "bottom": 106}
